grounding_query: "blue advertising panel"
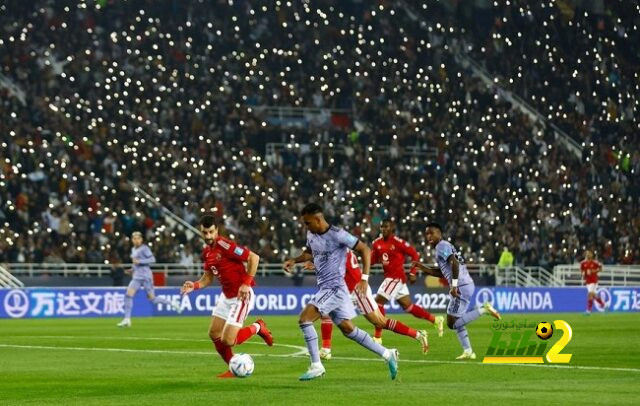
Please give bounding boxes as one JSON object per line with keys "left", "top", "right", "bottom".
{"left": 1, "top": 286, "right": 638, "bottom": 319}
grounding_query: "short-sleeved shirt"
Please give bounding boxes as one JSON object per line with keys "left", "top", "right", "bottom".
{"left": 201, "top": 236, "right": 254, "bottom": 298}
{"left": 434, "top": 240, "right": 473, "bottom": 287}
{"left": 580, "top": 260, "right": 601, "bottom": 284}
{"left": 131, "top": 244, "right": 155, "bottom": 280}
{"left": 307, "top": 226, "right": 359, "bottom": 289}
{"left": 371, "top": 235, "right": 420, "bottom": 281}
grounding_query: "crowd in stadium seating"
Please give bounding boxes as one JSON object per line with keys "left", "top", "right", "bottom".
{"left": 1, "top": 0, "right": 638, "bottom": 269}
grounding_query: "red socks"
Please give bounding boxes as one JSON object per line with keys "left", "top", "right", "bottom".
{"left": 385, "top": 319, "right": 418, "bottom": 339}
{"left": 321, "top": 318, "right": 333, "bottom": 349}
{"left": 212, "top": 323, "right": 259, "bottom": 364}
{"left": 594, "top": 297, "right": 605, "bottom": 307}
{"left": 212, "top": 337, "right": 233, "bottom": 364}
{"left": 235, "top": 324, "right": 258, "bottom": 345}
{"left": 374, "top": 304, "right": 386, "bottom": 338}
{"left": 406, "top": 304, "right": 435, "bottom": 323}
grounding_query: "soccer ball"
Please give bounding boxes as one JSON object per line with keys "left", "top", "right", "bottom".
{"left": 536, "top": 322, "right": 553, "bottom": 340}
{"left": 229, "top": 353, "right": 254, "bottom": 377}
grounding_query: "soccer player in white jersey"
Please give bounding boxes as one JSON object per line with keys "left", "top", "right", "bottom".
{"left": 412, "top": 223, "right": 501, "bottom": 359}
{"left": 117, "top": 231, "right": 180, "bottom": 327}
{"left": 284, "top": 203, "right": 399, "bottom": 381}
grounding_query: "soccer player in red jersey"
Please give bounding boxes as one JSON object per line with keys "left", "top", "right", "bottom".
{"left": 315, "top": 251, "right": 429, "bottom": 359}
{"left": 581, "top": 250, "right": 606, "bottom": 314}
{"left": 181, "top": 215, "right": 274, "bottom": 378}
{"left": 371, "top": 219, "right": 444, "bottom": 342}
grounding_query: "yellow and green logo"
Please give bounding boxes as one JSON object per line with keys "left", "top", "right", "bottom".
{"left": 483, "top": 320, "right": 572, "bottom": 364}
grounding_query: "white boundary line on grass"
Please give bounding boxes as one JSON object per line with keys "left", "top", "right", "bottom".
{"left": 3, "top": 337, "right": 639, "bottom": 374}
{"left": 9, "top": 335, "right": 309, "bottom": 357}
{"left": 0, "top": 343, "right": 308, "bottom": 358}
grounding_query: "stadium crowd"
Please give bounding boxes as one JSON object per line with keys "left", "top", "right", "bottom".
{"left": 1, "top": 0, "right": 638, "bottom": 269}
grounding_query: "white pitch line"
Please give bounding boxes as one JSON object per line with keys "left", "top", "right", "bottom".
{"left": 4, "top": 339, "right": 638, "bottom": 374}
{"left": 14, "top": 335, "right": 307, "bottom": 354}
{"left": 0, "top": 342, "right": 308, "bottom": 358}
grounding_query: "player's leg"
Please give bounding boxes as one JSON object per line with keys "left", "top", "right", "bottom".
{"left": 396, "top": 290, "right": 444, "bottom": 337}
{"left": 118, "top": 279, "right": 140, "bottom": 326}
{"left": 586, "top": 285, "right": 595, "bottom": 313}
{"left": 330, "top": 286, "right": 398, "bottom": 379}
{"left": 358, "top": 285, "right": 429, "bottom": 353}
{"left": 142, "top": 278, "right": 180, "bottom": 312}
{"left": 373, "top": 278, "right": 394, "bottom": 341}
{"left": 298, "top": 303, "right": 324, "bottom": 380}
{"left": 221, "top": 289, "right": 272, "bottom": 347}
{"left": 592, "top": 284, "right": 605, "bottom": 308}
{"left": 335, "top": 317, "right": 399, "bottom": 380}
{"left": 208, "top": 315, "right": 236, "bottom": 378}
{"left": 320, "top": 315, "right": 333, "bottom": 360}
{"left": 397, "top": 291, "right": 436, "bottom": 324}
{"left": 447, "top": 285, "right": 476, "bottom": 358}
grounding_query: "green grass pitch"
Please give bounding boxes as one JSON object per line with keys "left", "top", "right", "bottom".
{"left": 1, "top": 313, "right": 639, "bottom": 405}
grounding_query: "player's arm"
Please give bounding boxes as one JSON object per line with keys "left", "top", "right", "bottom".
{"left": 448, "top": 254, "right": 461, "bottom": 298}
{"left": 411, "top": 261, "right": 444, "bottom": 277}
{"left": 353, "top": 240, "right": 371, "bottom": 295}
{"left": 181, "top": 270, "right": 214, "bottom": 295}
{"left": 399, "top": 239, "right": 420, "bottom": 284}
{"left": 238, "top": 250, "right": 260, "bottom": 301}
{"left": 284, "top": 248, "right": 313, "bottom": 273}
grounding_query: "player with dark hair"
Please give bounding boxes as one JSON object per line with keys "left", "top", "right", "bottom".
{"left": 371, "top": 219, "right": 444, "bottom": 343}
{"left": 412, "top": 222, "right": 501, "bottom": 359}
{"left": 307, "top": 250, "right": 429, "bottom": 360}
{"left": 181, "top": 214, "right": 273, "bottom": 378}
{"left": 581, "top": 250, "right": 606, "bottom": 314}
{"left": 284, "top": 203, "right": 399, "bottom": 381}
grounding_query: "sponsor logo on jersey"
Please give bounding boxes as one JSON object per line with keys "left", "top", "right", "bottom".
{"left": 234, "top": 247, "right": 245, "bottom": 256}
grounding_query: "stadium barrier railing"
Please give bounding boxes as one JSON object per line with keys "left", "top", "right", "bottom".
{"left": 553, "top": 265, "right": 640, "bottom": 287}
{"left": 3, "top": 262, "right": 495, "bottom": 279}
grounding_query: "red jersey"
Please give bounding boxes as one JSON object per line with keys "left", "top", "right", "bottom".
{"left": 371, "top": 235, "right": 419, "bottom": 282}
{"left": 344, "top": 251, "right": 362, "bottom": 293}
{"left": 580, "top": 260, "right": 601, "bottom": 284}
{"left": 201, "top": 236, "right": 254, "bottom": 297}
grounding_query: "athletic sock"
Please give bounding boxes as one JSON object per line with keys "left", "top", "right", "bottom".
{"left": 453, "top": 307, "right": 483, "bottom": 329}
{"left": 346, "top": 326, "right": 387, "bottom": 358}
{"left": 151, "top": 296, "right": 172, "bottom": 306}
{"left": 235, "top": 323, "right": 259, "bottom": 345}
{"left": 321, "top": 318, "right": 333, "bottom": 349}
{"left": 300, "top": 322, "right": 321, "bottom": 364}
{"left": 212, "top": 337, "right": 233, "bottom": 364}
{"left": 587, "top": 298, "right": 593, "bottom": 312}
{"left": 406, "top": 304, "right": 436, "bottom": 323}
{"left": 385, "top": 318, "right": 418, "bottom": 339}
{"left": 455, "top": 326, "right": 472, "bottom": 352}
{"left": 124, "top": 295, "right": 133, "bottom": 319}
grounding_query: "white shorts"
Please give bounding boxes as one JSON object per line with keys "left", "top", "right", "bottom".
{"left": 351, "top": 285, "right": 378, "bottom": 315}
{"left": 586, "top": 283, "right": 598, "bottom": 294}
{"left": 376, "top": 278, "right": 410, "bottom": 301}
{"left": 212, "top": 289, "right": 255, "bottom": 328}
